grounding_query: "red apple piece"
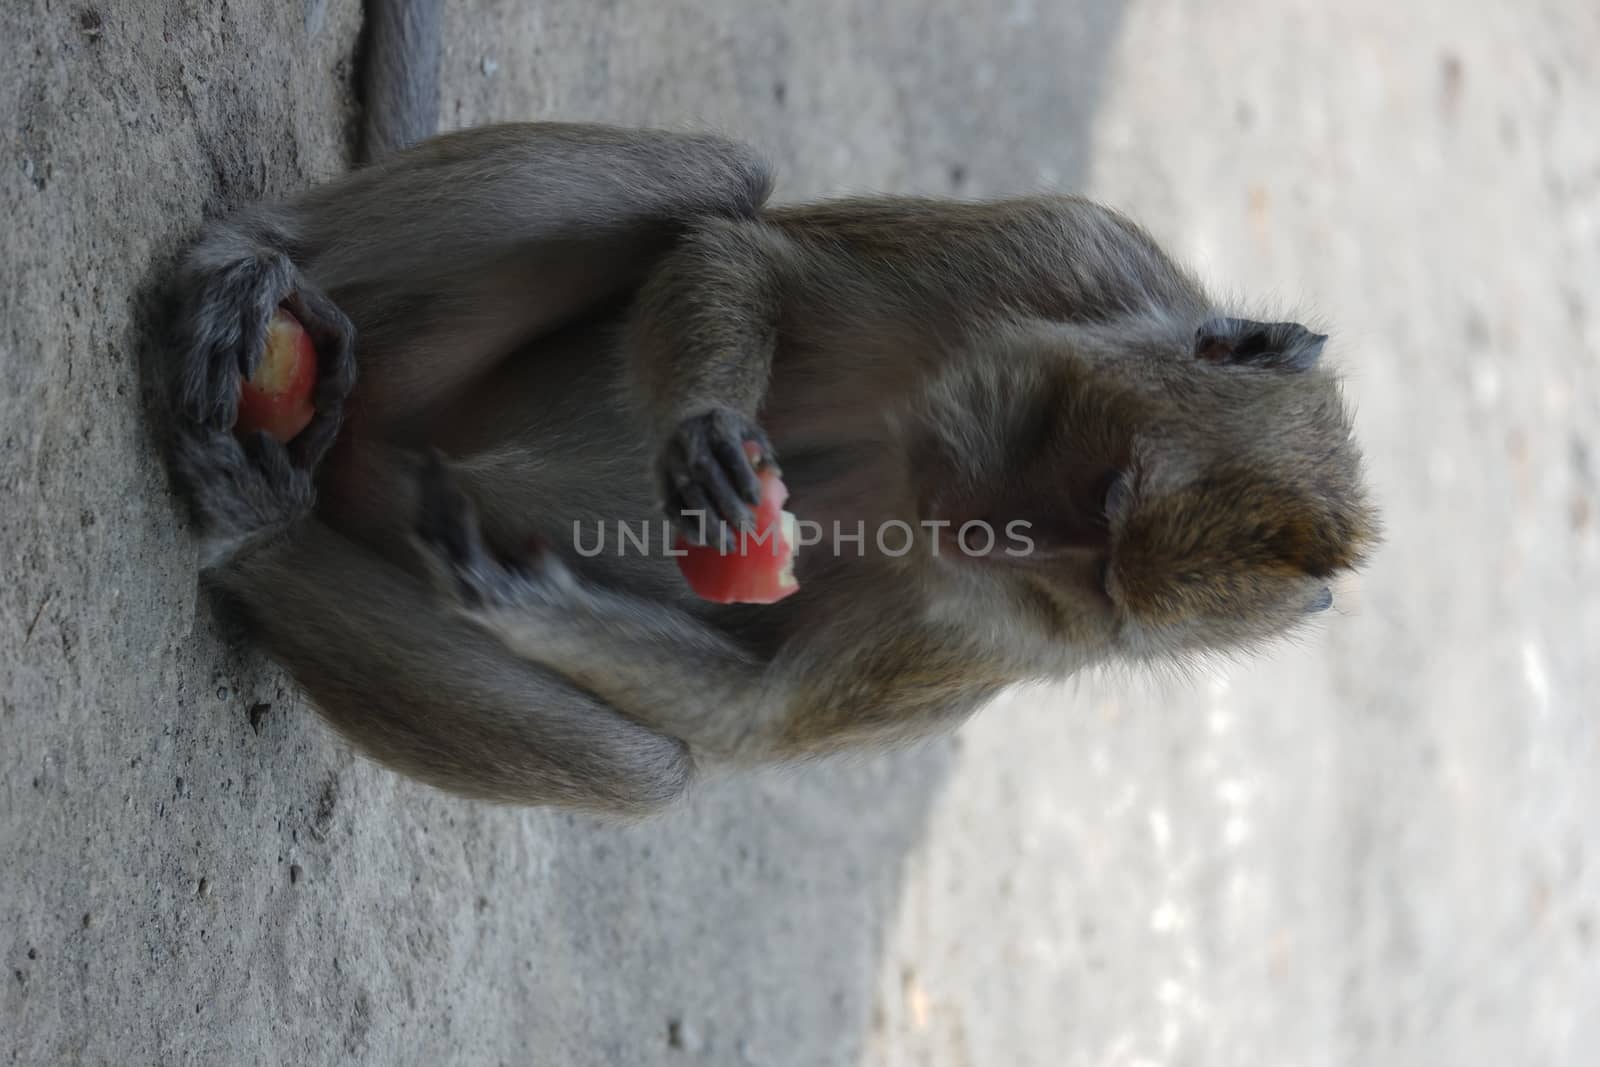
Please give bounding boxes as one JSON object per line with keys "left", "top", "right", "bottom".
{"left": 236, "top": 307, "right": 319, "bottom": 443}
{"left": 675, "top": 445, "right": 799, "bottom": 605}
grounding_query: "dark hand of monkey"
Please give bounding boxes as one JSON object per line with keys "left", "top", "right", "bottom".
{"left": 173, "top": 247, "right": 358, "bottom": 467}
{"left": 658, "top": 408, "right": 776, "bottom": 548}
{"left": 413, "top": 452, "right": 574, "bottom": 611}
{"left": 169, "top": 428, "right": 315, "bottom": 551}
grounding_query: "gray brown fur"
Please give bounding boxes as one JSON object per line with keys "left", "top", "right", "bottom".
{"left": 164, "top": 122, "right": 1377, "bottom": 812}
{"left": 358, "top": 0, "right": 443, "bottom": 161}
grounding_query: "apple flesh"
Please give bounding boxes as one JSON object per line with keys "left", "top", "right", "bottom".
{"left": 675, "top": 446, "right": 800, "bottom": 605}
{"left": 236, "top": 308, "right": 318, "bottom": 443}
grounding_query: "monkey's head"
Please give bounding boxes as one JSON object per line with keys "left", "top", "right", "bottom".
{"left": 907, "top": 314, "right": 1380, "bottom": 670}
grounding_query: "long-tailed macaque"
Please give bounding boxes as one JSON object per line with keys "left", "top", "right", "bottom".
{"left": 165, "top": 10, "right": 1376, "bottom": 812}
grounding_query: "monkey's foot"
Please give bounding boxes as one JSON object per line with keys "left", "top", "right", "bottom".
{"left": 171, "top": 426, "right": 315, "bottom": 559}
{"left": 412, "top": 452, "right": 576, "bottom": 612}
{"left": 658, "top": 407, "right": 776, "bottom": 548}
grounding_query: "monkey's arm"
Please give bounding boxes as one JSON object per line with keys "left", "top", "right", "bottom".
{"left": 626, "top": 220, "right": 794, "bottom": 544}
{"left": 412, "top": 457, "right": 782, "bottom": 756}
{"left": 629, "top": 222, "right": 790, "bottom": 439}
{"left": 629, "top": 196, "right": 1210, "bottom": 542}
{"left": 174, "top": 123, "right": 773, "bottom": 434}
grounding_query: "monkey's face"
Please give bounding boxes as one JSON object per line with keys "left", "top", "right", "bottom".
{"left": 907, "top": 317, "right": 1379, "bottom": 669}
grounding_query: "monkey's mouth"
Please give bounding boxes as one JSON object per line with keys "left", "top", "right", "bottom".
{"left": 925, "top": 466, "right": 1121, "bottom": 564}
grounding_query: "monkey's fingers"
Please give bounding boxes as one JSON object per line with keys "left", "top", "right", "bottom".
{"left": 413, "top": 452, "right": 498, "bottom": 607}
{"left": 238, "top": 430, "right": 302, "bottom": 494}
{"left": 282, "top": 284, "right": 359, "bottom": 415}
{"left": 698, "top": 408, "right": 773, "bottom": 506}
{"left": 174, "top": 250, "right": 297, "bottom": 429}
{"left": 690, "top": 448, "right": 756, "bottom": 537}
{"left": 415, "top": 454, "right": 481, "bottom": 561}
{"left": 223, "top": 257, "right": 295, "bottom": 416}
{"left": 669, "top": 477, "right": 734, "bottom": 550}
{"left": 661, "top": 409, "right": 776, "bottom": 547}
{"left": 289, "top": 407, "right": 343, "bottom": 471}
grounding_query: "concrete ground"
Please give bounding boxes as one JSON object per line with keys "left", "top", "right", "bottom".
{"left": 3, "top": 0, "right": 1597, "bottom": 1063}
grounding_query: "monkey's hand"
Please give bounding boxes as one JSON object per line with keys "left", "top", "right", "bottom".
{"left": 658, "top": 408, "right": 776, "bottom": 549}
{"left": 412, "top": 452, "right": 578, "bottom": 614}
{"left": 170, "top": 427, "right": 315, "bottom": 565}
{"left": 173, "top": 243, "right": 357, "bottom": 470}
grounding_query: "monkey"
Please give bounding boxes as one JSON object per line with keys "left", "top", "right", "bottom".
{"left": 163, "top": 15, "right": 1376, "bottom": 815}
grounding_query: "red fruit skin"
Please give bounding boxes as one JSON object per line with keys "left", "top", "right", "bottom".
{"left": 676, "top": 450, "right": 799, "bottom": 605}
{"left": 236, "top": 308, "right": 319, "bottom": 443}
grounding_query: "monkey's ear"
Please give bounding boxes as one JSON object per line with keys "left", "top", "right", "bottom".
{"left": 1195, "top": 318, "right": 1327, "bottom": 371}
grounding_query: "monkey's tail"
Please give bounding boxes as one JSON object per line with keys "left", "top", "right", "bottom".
{"left": 357, "top": 0, "right": 443, "bottom": 164}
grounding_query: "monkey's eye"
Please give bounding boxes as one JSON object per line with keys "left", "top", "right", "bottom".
{"left": 1307, "top": 587, "right": 1334, "bottom": 614}
{"left": 1094, "top": 557, "right": 1114, "bottom": 600}
{"left": 1096, "top": 471, "right": 1129, "bottom": 526}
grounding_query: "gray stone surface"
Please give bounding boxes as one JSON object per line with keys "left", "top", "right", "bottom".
{"left": 3, "top": 1, "right": 1596, "bottom": 1064}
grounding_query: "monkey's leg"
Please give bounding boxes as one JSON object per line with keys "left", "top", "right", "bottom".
{"left": 413, "top": 457, "right": 785, "bottom": 758}
{"left": 171, "top": 425, "right": 690, "bottom": 811}
{"left": 231, "top": 527, "right": 692, "bottom": 811}
{"left": 250, "top": 536, "right": 694, "bottom": 811}
{"left": 176, "top": 124, "right": 772, "bottom": 429}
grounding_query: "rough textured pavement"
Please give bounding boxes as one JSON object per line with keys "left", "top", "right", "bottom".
{"left": 3, "top": 1, "right": 1597, "bottom": 1064}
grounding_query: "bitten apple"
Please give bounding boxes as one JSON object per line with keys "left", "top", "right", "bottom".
{"left": 675, "top": 445, "right": 799, "bottom": 605}
{"left": 236, "top": 308, "right": 318, "bottom": 442}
